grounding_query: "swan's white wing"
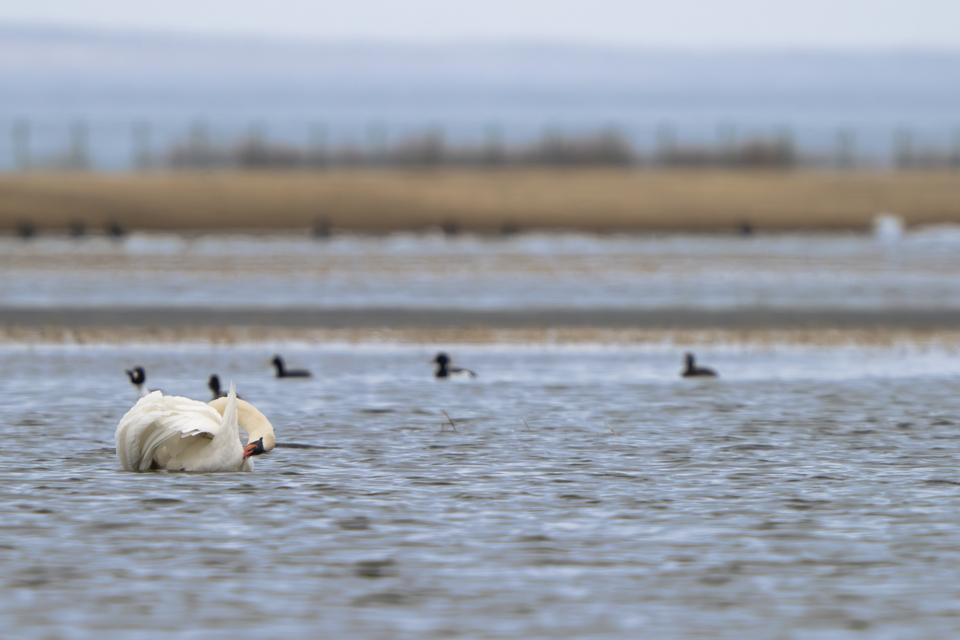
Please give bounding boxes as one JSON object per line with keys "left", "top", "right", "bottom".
{"left": 116, "top": 391, "right": 226, "bottom": 471}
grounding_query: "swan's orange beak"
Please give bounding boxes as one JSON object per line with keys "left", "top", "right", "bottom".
{"left": 243, "top": 438, "right": 266, "bottom": 460}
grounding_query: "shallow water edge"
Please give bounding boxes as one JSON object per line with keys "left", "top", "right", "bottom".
{"left": 3, "top": 324, "right": 960, "bottom": 349}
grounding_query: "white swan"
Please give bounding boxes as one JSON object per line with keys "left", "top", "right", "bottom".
{"left": 115, "top": 382, "right": 276, "bottom": 472}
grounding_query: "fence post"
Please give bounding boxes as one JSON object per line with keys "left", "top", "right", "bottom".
{"left": 189, "top": 121, "right": 210, "bottom": 168}
{"left": 423, "top": 124, "right": 445, "bottom": 166}
{"left": 655, "top": 123, "right": 676, "bottom": 166}
{"left": 835, "top": 129, "right": 855, "bottom": 169}
{"left": 951, "top": 129, "right": 960, "bottom": 169}
{"left": 716, "top": 123, "right": 736, "bottom": 166}
{"left": 243, "top": 122, "right": 267, "bottom": 167}
{"left": 366, "top": 123, "right": 387, "bottom": 165}
{"left": 540, "top": 126, "right": 563, "bottom": 165}
{"left": 12, "top": 120, "right": 30, "bottom": 170}
{"left": 307, "top": 123, "right": 328, "bottom": 167}
{"left": 69, "top": 121, "right": 90, "bottom": 170}
{"left": 483, "top": 123, "right": 504, "bottom": 166}
{"left": 775, "top": 125, "right": 795, "bottom": 167}
{"left": 132, "top": 122, "right": 150, "bottom": 170}
{"left": 894, "top": 129, "right": 913, "bottom": 169}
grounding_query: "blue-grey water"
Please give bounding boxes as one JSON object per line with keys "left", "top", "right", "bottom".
{"left": 5, "top": 343, "right": 960, "bottom": 638}
{"left": 3, "top": 228, "right": 960, "bottom": 311}
{"left": 4, "top": 231, "right": 960, "bottom": 638}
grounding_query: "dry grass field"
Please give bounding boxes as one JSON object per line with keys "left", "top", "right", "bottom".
{"left": 2, "top": 168, "right": 960, "bottom": 232}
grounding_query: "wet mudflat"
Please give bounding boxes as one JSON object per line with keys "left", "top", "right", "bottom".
{"left": 4, "top": 343, "right": 960, "bottom": 638}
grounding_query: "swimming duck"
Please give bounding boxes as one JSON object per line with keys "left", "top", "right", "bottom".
{"left": 125, "top": 366, "right": 160, "bottom": 398}
{"left": 682, "top": 352, "right": 717, "bottom": 378}
{"left": 208, "top": 374, "right": 226, "bottom": 399}
{"left": 115, "top": 381, "right": 275, "bottom": 473}
{"left": 209, "top": 373, "right": 244, "bottom": 400}
{"left": 208, "top": 374, "right": 227, "bottom": 399}
{"left": 433, "top": 352, "right": 477, "bottom": 379}
{"left": 271, "top": 355, "right": 312, "bottom": 378}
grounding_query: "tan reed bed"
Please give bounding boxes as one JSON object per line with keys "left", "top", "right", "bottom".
{"left": 2, "top": 169, "right": 960, "bottom": 233}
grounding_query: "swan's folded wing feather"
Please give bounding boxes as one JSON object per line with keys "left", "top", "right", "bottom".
{"left": 116, "top": 392, "right": 224, "bottom": 471}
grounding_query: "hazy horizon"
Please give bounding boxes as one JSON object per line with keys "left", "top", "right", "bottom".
{"left": 2, "top": 0, "right": 960, "bottom": 49}
{"left": 2, "top": 23, "right": 959, "bottom": 170}
{"left": 5, "top": 21, "right": 960, "bottom": 53}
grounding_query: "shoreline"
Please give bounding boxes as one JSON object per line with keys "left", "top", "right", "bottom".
{"left": 3, "top": 169, "right": 960, "bottom": 232}
{"left": 3, "top": 326, "right": 960, "bottom": 348}
{"left": 3, "top": 306, "right": 960, "bottom": 346}
{"left": 5, "top": 306, "right": 960, "bottom": 330}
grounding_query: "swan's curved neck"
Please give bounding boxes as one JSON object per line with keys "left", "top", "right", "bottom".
{"left": 209, "top": 397, "right": 276, "bottom": 452}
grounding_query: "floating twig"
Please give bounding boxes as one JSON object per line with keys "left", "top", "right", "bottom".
{"left": 441, "top": 410, "right": 458, "bottom": 433}
{"left": 605, "top": 420, "right": 619, "bottom": 436}
{"left": 521, "top": 417, "right": 532, "bottom": 431}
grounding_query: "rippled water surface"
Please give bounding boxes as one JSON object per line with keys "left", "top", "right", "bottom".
{"left": 5, "top": 343, "right": 960, "bottom": 638}
{"left": 3, "top": 229, "right": 960, "bottom": 309}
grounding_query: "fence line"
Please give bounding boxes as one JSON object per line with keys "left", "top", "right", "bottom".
{"left": 3, "top": 120, "right": 960, "bottom": 172}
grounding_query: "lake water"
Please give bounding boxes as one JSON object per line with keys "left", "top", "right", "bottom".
{"left": 4, "top": 232, "right": 960, "bottom": 638}
{"left": 3, "top": 227, "right": 960, "bottom": 311}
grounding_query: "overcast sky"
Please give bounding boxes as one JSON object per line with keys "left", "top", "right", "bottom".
{"left": 2, "top": 0, "right": 959, "bottom": 49}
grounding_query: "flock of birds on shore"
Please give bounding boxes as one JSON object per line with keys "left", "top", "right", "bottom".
{"left": 116, "top": 351, "right": 717, "bottom": 473}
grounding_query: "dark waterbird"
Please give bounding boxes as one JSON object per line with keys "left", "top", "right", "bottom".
{"left": 208, "top": 374, "right": 226, "bottom": 399}
{"left": 271, "top": 355, "right": 312, "bottom": 378}
{"left": 206, "top": 374, "right": 231, "bottom": 400}
{"left": 209, "top": 374, "right": 244, "bottom": 400}
{"left": 433, "top": 352, "right": 477, "bottom": 379}
{"left": 125, "top": 366, "right": 160, "bottom": 397}
{"left": 682, "top": 352, "right": 717, "bottom": 378}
